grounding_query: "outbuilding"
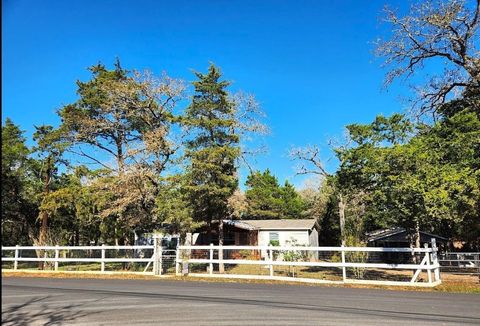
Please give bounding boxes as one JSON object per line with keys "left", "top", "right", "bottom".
{"left": 366, "top": 227, "right": 448, "bottom": 248}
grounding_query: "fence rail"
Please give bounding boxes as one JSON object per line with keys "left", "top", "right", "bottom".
{"left": 439, "top": 252, "right": 480, "bottom": 276}
{"left": 2, "top": 239, "right": 443, "bottom": 287}
{"left": 175, "top": 240, "right": 442, "bottom": 287}
{"left": 1, "top": 242, "right": 170, "bottom": 274}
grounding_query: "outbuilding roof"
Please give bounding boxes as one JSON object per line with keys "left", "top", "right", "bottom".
{"left": 223, "top": 219, "right": 318, "bottom": 231}
{"left": 366, "top": 227, "right": 448, "bottom": 242}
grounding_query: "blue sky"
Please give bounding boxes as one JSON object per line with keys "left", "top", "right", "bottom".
{"left": 2, "top": 0, "right": 411, "bottom": 188}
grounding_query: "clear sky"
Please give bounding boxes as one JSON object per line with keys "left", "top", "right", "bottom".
{"left": 2, "top": 0, "right": 411, "bottom": 188}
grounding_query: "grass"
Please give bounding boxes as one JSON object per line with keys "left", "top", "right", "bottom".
{"left": 3, "top": 268, "right": 479, "bottom": 294}
{"left": 2, "top": 261, "right": 156, "bottom": 272}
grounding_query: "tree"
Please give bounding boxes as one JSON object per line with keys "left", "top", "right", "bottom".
{"left": 1, "top": 119, "right": 37, "bottom": 245}
{"left": 40, "top": 166, "right": 101, "bottom": 245}
{"left": 59, "top": 60, "right": 184, "bottom": 175}
{"left": 227, "top": 189, "right": 248, "bottom": 220}
{"left": 376, "top": 0, "right": 480, "bottom": 116}
{"left": 245, "top": 169, "right": 283, "bottom": 219}
{"left": 155, "top": 175, "right": 201, "bottom": 242}
{"left": 290, "top": 145, "right": 348, "bottom": 245}
{"left": 32, "top": 125, "right": 68, "bottom": 246}
{"left": 244, "top": 170, "right": 306, "bottom": 219}
{"left": 280, "top": 181, "right": 306, "bottom": 219}
{"left": 183, "top": 64, "right": 241, "bottom": 273}
{"left": 338, "top": 110, "right": 480, "bottom": 249}
{"left": 59, "top": 60, "right": 185, "bottom": 245}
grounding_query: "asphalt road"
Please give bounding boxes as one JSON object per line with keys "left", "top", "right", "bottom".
{"left": 2, "top": 277, "right": 479, "bottom": 325}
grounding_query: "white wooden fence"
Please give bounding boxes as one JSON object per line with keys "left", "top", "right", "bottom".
{"left": 1, "top": 241, "right": 167, "bottom": 275}
{"left": 439, "top": 252, "right": 480, "bottom": 277}
{"left": 175, "top": 240, "right": 442, "bottom": 287}
{"left": 2, "top": 239, "right": 442, "bottom": 287}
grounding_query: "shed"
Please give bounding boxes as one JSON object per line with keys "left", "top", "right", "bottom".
{"left": 366, "top": 227, "right": 448, "bottom": 248}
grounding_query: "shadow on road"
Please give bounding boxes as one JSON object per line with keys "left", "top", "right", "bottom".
{"left": 2, "top": 295, "right": 95, "bottom": 326}
{"left": 4, "top": 283, "right": 480, "bottom": 325}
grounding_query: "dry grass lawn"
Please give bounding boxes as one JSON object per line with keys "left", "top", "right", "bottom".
{"left": 3, "top": 269, "right": 478, "bottom": 294}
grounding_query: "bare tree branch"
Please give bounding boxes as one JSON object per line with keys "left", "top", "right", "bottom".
{"left": 376, "top": 0, "right": 480, "bottom": 116}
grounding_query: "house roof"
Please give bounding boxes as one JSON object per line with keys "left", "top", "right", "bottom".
{"left": 223, "top": 219, "right": 318, "bottom": 231}
{"left": 366, "top": 227, "right": 448, "bottom": 242}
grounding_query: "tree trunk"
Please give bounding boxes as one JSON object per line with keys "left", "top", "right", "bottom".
{"left": 338, "top": 193, "right": 346, "bottom": 246}
{"left": 38, "top": 163, "right": 52, "bottom": 246}
{"left": 218, "top": 220, "right": 224, "bottom": 273}
{"left": 38, "top": 161, "right": 52, "bottom": 270}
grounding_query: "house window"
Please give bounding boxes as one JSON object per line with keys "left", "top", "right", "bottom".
{"left": 269, "top": 232, "right": 279, "bottom": 242}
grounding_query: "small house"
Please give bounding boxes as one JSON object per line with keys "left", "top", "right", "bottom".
{"left": 193, "top": 219, "right": 320, "bottom": 247}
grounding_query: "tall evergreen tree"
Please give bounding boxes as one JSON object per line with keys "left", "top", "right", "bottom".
{"left": 245, "top": 170, "right": 306, "bottom": 219}
{"left": 245, "top": 169, "right": 283, "bottom": 219}
{"left": 280, "top": 181, "right": 306, "bottom": 219}
{"left": 184, "top": 64, "right": 240, "bottom": 240}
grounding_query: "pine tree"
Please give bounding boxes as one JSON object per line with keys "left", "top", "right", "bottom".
{"left": 245, "top": 169, "right": 283, "bottom": 219}
{"left": 280, "top": 181, "right": 306, "bottom": 219}
{"left": 245, "top": 170, "right": 306, "bottom": 219}
{"left": 184, "top": 64, "right": 240, "bottom": 240}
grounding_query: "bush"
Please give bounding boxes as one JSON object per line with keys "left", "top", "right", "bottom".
{"left": 345, "top": 235, "right": 368, "bottom": 279}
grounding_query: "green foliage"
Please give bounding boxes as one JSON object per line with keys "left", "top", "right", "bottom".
{"left": 184, "top": 64, "right": 240, "bottom": 228}
{"left": 344, "top": 235, "right": 368, "bottom": 279}
{"left": 1, "top": 119, "right": 37, "bottom": 245}
{"left": 337, "top": 108, "right": 480, "bottom": 247}
{"left": 245, "top": 169, "right": 283, "bottom": 219}
{"left": 40, "top": 166, "right": 104, "bottom": 245}
{"left": 281, "top": 238, "right": 308, "bottom": 277}
{"left": 245, "top": 169, "right": 306, "bottom": 219}
{"left": 317, "top": 184, "right": 341, "bottom": 246}
{"left": 3, "top": 55, "right": 478, "bottom": 251}
{"left": 155, "top": 175, "right": 202, "bottom": 239}
{"left": 269, "top": 240, "right": 280, "bottom": 246}
{"left": 281, "top": 181, "right": 307, "bottom": 219}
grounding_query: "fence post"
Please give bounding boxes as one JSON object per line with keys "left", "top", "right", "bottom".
{"left": 431, "top": 238, "right": 440, "bottom": 282}
{"left": 424, "top": 243, "right": 432, "bottom": 284}
{"left": 218, "top": 243, "right": 224, "bottom": 274}
{"left": 54, "top": 245, "right": 59, "bottom": 271}
{"left": 175, "top": 245, "right": 180, "bottom": 276}
{"left": 14, "top": 245, "right": 19, "bottom": 270}
{"left": 209, "top": 243, "right": 214, "bottom": 275}
{"left": 101, "top": 244, "right": 105, "bottom": 272}
{"left": 153, "top": 235, "right": 162, "bottom": 276}
{"left": 152, "top": 237, "right": 157, "bottom": 275}
{"left": 158, "top": 246, "right": 163, "bottom": 275}
{"left": 477, "top": 253, "right": 480, "bottom": 283}
{"left": 44, "top": 250, "right": 48, "bottom": 270}
{"left": 268, "top": 244, "right": 273, "bottom": 277}
{"left": 341, "top": 245, "right": 347, "bottom": 283}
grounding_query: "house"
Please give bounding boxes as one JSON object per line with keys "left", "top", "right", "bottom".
{"left": 366, "top": 227, "right": 448, "bottom": 248}
{"left": 193, "top": 219, "right": 320, "bottom": 247}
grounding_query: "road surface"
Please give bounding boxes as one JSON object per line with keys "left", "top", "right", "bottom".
{"left": 2, "top": 276, "right": 479, "bottom": 325}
